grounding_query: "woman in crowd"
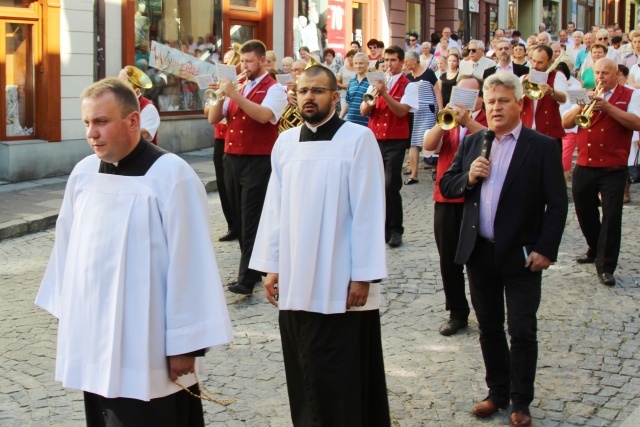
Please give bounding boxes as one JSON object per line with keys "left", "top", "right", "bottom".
{"left": 580, "top": 42, "right": 607, "bottom": 89}
{"left": 512, "top": 43, "right": 529, "bottom": 67}
{"left": 421, "top": 42, "right": 437, "bottom": 71}
{"left": 281, "top": 57, "right": 294, "bottom": 75}
{"left": 435, "top": 37, "right": 449, "bottom": 56}
{"left": 337, "top": 49, "right": 357, "bottom": 114}
{"left": 434, "top": 53, "right": 459, "bottom": 110}
{"left": 324, "top": 48, "right": 341, "bottom": 75}
{"left": 435, "top": 56, "right": 447, "bottom": 79}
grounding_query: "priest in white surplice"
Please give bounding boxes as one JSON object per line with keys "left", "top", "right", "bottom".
{"left": 36, "top": 78, "right": 233, "bottom": 427}
{"left": 250, "top": 66, "right": 391, "bottom": 425}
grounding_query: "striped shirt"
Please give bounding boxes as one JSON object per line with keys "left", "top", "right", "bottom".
{"left": 344, "top": 76, "right": 370, "bottom": 127}
{"left": 410, "top": 80, "right": 437, "bottom": 147}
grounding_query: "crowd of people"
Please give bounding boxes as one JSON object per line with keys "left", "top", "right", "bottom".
{"left": 36, "top": 22, "right": 640, "bottom": 427}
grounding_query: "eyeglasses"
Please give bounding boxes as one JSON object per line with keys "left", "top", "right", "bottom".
{"left": 597, "top": 37, "right": 608, "bottom": 41}
{"left": 409, "top": 38, "right": 417, "bottom": 42}
{"left": 469, "top": 49, "right": 478, "bottom": 53}
{"left": 295, "top": 87, "right": 335, "bottom": 96}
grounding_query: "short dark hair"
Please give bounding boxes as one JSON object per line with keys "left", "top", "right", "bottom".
{"left": 534, "top": 45, "right": 553, "bottom": 60}
{"left": 374, "top": 59, "right": 384, "bottom": 70}
{"left": 612, "top": 36, "right": 623, "bottom": 44}
{"left": 367, "top": 38, "right": 379, "bottom": 48}
{"left": 513, "top": 30, "right": 522, "bottom": 38}
{"left": 618, "top": 64, "right": 630, "bottom": 77}
{"left": 81, "top": 78, "right": 140, "bottom": 118}
{"left": 450, "top": 33, "right": 459, "bottom": 42}
{"left": 409, "top": 32, "right": 419, "bottom": 39}
{"left": 345, "top": 49, "right": 357, "bottom": 58}
{"left": 377, "top": 40, "right": 385, "bottom": 48}
{"left": 384, "top": 45, "right": 405, "bottom": 61}
{"left": 241, "top": 40, "right": 267, "bottom": 57}
{"left": 350, "top": 40, "right": 361, "bottom": 48}
{"left": 299, "top": 46, "right": 311, "bottom": 53}
{"left": 302, "top": 64, "right": 338, "bottom": 90}
{"left": 323, "top": 48, "right": 336, "bottom": 58}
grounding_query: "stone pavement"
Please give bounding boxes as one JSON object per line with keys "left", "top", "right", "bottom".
{"left": 0, "top": 155, "right": 640, "bottom": 426}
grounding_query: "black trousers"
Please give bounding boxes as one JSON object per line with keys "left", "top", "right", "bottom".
{"left": 223, "top": 153, "right": 271, "bottom": 287}
{"left": 84, "top": 385, "right": 204, "bottom": 427}
{"left": 279, "top": 310, "right": 391, "bottom": 427}
{"left": 213, "top": 138, "right": 234, "bottom": 231}
{"left": 572, "top": 165, "right": 627, "bottom": 274}
{"left": 466, "top": 238, "right": 541, "bottom": 415}
{"left": 434, "top": 202, "right": 469, "bottom": 320}
{"left": 377, "top": 139, "right": 407, "bottom": 235}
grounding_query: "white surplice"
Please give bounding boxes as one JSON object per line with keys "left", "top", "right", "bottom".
{"left": 249, "top": 122, "right": 388, "bottom": 314}
{"left": 36, "top": 154, "right": 233, "bottom": 401}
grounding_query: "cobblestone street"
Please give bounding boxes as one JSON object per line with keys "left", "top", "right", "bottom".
{"left": 1, "top": 175, "right": 639, "bottom": 426}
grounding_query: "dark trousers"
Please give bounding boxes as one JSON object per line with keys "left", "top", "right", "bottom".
{"left": 466, "top": 238, "right": 541, "bottom": 415}
{"left": 84, "top": 385, "right": 204, "bottom": 427}
{"left": 279, "top": 310, "right": 391, "bottom": 427}
{"left": 213, "top": 138, "right": 234, "bottom": 230}
{"left": 572, "top": 165, "right": 627, "bottom": 274}
{"left": 223, "top": 154, "right": 271, "bottom": 287}
{"left": 377, "top": 139, "right": 407, "bottom": 235}
{"left": 434, "top": 202, "right": 469, "bottom": 320}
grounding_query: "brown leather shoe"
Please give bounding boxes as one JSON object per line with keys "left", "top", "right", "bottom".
{"left": 472, "top": 399, "right": 507, "bottom": 418}
{"left": 510, "top": 411, "right": 532, "bottom": 426}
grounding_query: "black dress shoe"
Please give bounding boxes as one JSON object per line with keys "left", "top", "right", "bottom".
{"left": 385, "top": 231, "right": 391, "bottom": 244}
{"left": 576, "top": 253, "right": 595, "bottom": 264}
{"left": 439, "top": 318, "right": 468, "bottom": 336}
{"left": 218, "top": 230, "right": 238, "bottom": 242}
{"left": 599, "top": 272, "right": 616, "bottom": 286}
{"left": 227, "top": 282, "right": 254, "bottom": 295}
{"left": 388, "top": 233, "right": 402, "bottom": 248}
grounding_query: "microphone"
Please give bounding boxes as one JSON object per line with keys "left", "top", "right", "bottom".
{"left": 482, "top": 130, "right": 495, "bottom": 159}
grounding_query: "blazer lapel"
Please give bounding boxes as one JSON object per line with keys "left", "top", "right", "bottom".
{"left": 497, "top": 127, "right": 532, "bottom": 205}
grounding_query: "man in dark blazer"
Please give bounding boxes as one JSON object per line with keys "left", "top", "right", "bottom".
{"left": 482, "top": 39, "right": 529, "bottom": 80}
{"left": 440, "top": 72, "right": 568, "bottom": 427}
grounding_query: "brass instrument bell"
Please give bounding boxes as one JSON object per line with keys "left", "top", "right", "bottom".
{"left": 124, "top": 66, "right": 153, "bottom": 89}
{"left": 522, "top": 54, "right": 566, "bottom": 100}
{"left": 575, "top": 84, "right": 604, "bottom": 129}
{"left": 278, "top": 55, "right": 323, "bottom": 133}
{"left": 436, "top": 109, "right": 461, "bottom": 130}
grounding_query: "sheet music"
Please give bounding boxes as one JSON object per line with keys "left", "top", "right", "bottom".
{"left": 216, "top": 64, "right": 239, "bottom": 83}
{"left": 449, "top": 86, "right": 479, "bottom": 111}
{"left": 527, "top": 69, "right": 549, "bottom": 85}
{"left": 276, "top": 74, "right": 293, "bottom": 85}
{"left": 568, "top": 89, "right": 591, "bottom": 105}
{"left": 196, "top": 74, "right": 215, "bottom": 90}
{"left": 366, "top": 71, "right": 386, "bottom": 85}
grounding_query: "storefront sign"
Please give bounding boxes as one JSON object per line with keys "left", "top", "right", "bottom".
{"left": 326, "top": 0, "right": 346, "bottom": 55}
{"left": 149, "top": 41, "right": 216, "bottom": 83}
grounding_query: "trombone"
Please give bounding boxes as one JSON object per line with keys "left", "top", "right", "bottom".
{"left": 363, "top": 72, "right": 392, "bottom": 106}
{"left": 522, "top": 54, "right": 566, "bottom": 100}
{"left": 204, "top": 71, "right": 248, "bottom": 106}
{"left": 575, "top": 84, "right": 604, "bottom": 129}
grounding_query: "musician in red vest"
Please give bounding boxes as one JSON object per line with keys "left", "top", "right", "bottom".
{"left": 520, "top": 45, "right": 568, "bottom": 152}
{"left": 360, "top": 45, "right": 419, "bottom": 248}
{"left": 207, "top": 40, "right": 288, "bottom": 295}
{"left": 423, "top": 75, "right": 487, "bottom": 337}
{"left": 118, "top": 68, "right": 160, "bottom": 145}
{"left": 562, "top": 58, "right": 640, "bottom": 287}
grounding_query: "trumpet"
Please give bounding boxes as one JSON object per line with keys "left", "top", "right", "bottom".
{"left": 363, "top": 72, "right": 392, "bottom": 106}
{"left": 204, "top": 71, "right": 248, "bottom": 106}
{"left": 522, "top": 54, "right": 566, "bottom": 100}
{"left": 204, "top": 43, "right": 243, "bottom": 106}
{"left": 437, "top": 109, "right": 462, "bottom": 130}
{"left": 575, "top": 84, "right": 604, "bottom": 129}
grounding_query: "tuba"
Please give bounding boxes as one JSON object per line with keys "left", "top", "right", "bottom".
{"left": 522, "top": 53, "right": 566, "bottom": 100}
{"left": 363, "top": 71, "right": 392, "bottom": 106}
{"left": 575, "top": 84, "right": 604, "bottom": 129}
{"left": 204, "top": 43, "right": 243, "bottom": 106}
{"left": 278, "top": 55, "right": 322, "bottom": 133}
{"left": 123, "top": 65, "right": 153, "bottom": 90}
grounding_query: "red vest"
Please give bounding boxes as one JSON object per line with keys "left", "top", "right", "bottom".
{"left": 226, "top": 75, "right": 279, "bottom": 155}
{"left": 521, "top": 70, "right": 565, "bottom": 139}
{"left": 139, "top": 96, "right": 158, "bottom": 145}
{"left": 576, "top": 85, "right": 634, "bottom": 167}
{"left": 368, "top": 74, "right": 411, "bottom": 140}
{"left": 215, "top": 123, "right": 227, "bottom": 140}
{"left": 434, "top": 110, "right": 488, "bottom": 203}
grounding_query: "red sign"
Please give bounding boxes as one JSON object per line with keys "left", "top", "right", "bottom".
{"left": 325, "top": 0, "right": 346, "bottom": 56}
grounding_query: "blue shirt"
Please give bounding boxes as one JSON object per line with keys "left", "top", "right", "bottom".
{"left": 344, "top": 76, "right": 370, "bottom": 127}
{"left": 575, "top": 49, "right": 589, "bottom": 72}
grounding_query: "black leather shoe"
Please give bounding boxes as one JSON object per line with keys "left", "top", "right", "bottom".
{"left": 388, "top": 233, "right": 402, "bottom": 248}
{"left": 576, "top": 253, "right": 595, "bottom": 264}
{"left": 599, "top": 272, "right": 616, "bottom": 286}
{"left": 385, "top": 231, "right": 391, "bottom": 244}
{"left": 218, "top": 230, "right": 238, "bottom": 242}
{"left": 439, "top": 318, "right": 468, "bottom": 336}
{"left": 227, "top": 282, "right": 254, "bottom": 295}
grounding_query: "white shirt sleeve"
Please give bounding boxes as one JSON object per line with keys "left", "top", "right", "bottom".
{"left": 262, "top": 83, "right": 289, "bottom": 124}
{"left": 553, "top": 71, "right": 569, "bottom": 104}
{"left": 400, "top": 82, "right": 420, "bottom": 112}
{"left": 140, "top": 104, "right": 160, "bottom": 139}
{"left": 628, "top": 89, "right": 640, "bottom": 117}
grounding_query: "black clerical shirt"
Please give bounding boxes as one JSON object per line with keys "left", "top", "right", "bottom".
{"left": 98, "top": 138, "right": 168, "bottom": 176}
{"left": 299, "top": 112, "right": 347, "bottom": 142}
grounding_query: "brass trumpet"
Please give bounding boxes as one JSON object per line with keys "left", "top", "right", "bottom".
{"left": 278, "top": 56, "right": 322, "bottom": 133}
{"left": 436, "top": 109, "right": 461, "bottom": 130}
{"left": 123, "top": 65, "right": 153, "bottom": 89}
{"left": 575, "top": 84, "right": 604, "bottom": 129}
{"left": 363, "top": 72, "right": 392, "bottom": 106}
{"left": 204, "top": 71, "right": 248, "bottom": 106}
{"left": 522, "top": 54, "right": 566, "bottom": 100}
{"left": 203, "top": 43, "right": 243, "bottom": 106}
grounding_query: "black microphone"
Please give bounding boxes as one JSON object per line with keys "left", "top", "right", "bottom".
{"left": 482, "top": 130, "right": 495, "bottom": 159}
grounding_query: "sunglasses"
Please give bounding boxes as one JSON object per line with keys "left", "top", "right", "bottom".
{"left": 469, "top": 49, "right": 478, "bottom": 53}
{"left": 597, "top": 37, "right": 608, "bottom": 41}
{"left": 409, "top": 38, "right": 417, "bottom": 42}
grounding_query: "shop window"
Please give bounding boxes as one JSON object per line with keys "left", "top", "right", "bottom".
{"left": 543, "top": 0, "right": 559, "bottom": 37}
{"left": 133, "top": 0, "right": 223, "bottom": 112}
{"left": 5, "top": 22, "right": 34, "bottom": 137}
{"left": 406, "top": 2, "right": 422, "bottom": 42}
{"left": 294, "top": 1, "right": 328, "bottom": 58}
{"left": 458, "top": 10, "right": 479, "bottom": 43}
